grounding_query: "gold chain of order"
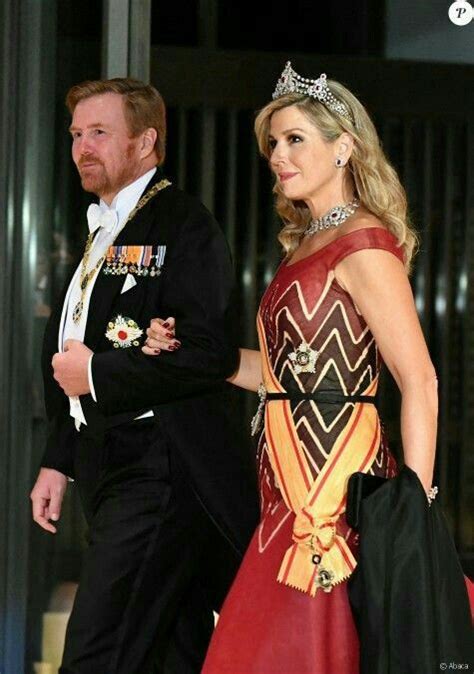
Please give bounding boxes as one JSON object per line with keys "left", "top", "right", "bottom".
{"left": 72, "top": 177, "right": 172, "bottom": 323}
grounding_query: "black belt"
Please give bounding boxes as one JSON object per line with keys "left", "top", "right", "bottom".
{"left": 251, "top": 387, "right": 377, "bottom": 436}
{"left": 265, "top": 391, "right": 377, "bottom": 406}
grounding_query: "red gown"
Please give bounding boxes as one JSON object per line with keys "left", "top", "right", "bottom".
{"left": 202, "top": 228, "right": 406, "bottom": 674}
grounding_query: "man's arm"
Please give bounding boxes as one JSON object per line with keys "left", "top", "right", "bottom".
{"left": 34, "top": 334, "right": 76, "bottom": 532}
{"left": 91, "top": 206, "right": 238, "bottom": 416}
{"left": 41, "top": 412, "right": 78, "bottom": 475}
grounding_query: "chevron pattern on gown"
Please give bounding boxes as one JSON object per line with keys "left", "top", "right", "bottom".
{"left": 256, "top": 230, "right": 404, "bottom": 525}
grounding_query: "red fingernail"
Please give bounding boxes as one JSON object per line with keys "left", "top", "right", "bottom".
{"left": 162, "top": 322, "right": 170, "bottom": 328}
{"left": 169, "top": 345, "right": 177, "bottom": 351}
{"left": 166, "top": 332, "right": 174, "bottom": 338}
{"left": 154, "top": 349, "right": 161, "bottom": 354}
{"left": 174, "top": 341, "right": 182, "bottom": 347}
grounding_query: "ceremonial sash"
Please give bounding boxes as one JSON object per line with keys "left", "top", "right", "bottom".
{"left": 257, "top": 313, "right": 381, "bottom": 596}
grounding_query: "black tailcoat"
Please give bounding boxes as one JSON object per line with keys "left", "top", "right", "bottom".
{"left": 41, "top": 167, "right": 258, "bottom": 574}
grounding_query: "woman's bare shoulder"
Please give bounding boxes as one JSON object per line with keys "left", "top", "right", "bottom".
{"left": 336, "top": 210, "right": 387, "bottom": 238}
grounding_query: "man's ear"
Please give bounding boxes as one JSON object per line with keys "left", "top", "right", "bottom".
{"left": 140, "top": 128, "right": 158, "bottom": 159}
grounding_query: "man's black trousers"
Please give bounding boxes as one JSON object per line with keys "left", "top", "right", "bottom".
{"left": 59, "top": 418, "right": 227, "bottom": 674}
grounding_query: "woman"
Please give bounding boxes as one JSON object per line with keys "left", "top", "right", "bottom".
{"left": 144, "top": 63, "right": 440, "bottom": 673}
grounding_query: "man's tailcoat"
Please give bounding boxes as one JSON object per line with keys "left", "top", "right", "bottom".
{"left": 40, "top": 168, "right": 259, "bottom": 672}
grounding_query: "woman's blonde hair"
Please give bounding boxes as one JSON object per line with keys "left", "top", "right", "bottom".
{"left": 254, "top": 84, "right": 418, "bottom": 270}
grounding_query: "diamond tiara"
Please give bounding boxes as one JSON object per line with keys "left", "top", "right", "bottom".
{"left": 272, "top": 61, "right": 353, "bottom": 123}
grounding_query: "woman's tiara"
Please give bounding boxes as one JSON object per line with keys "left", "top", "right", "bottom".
{"left": 272, "top": 61, "right": 353, "bottom": 123}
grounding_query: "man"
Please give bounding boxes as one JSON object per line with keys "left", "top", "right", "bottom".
{"left": 30, "top": 78, "right": 258, "bottom": 674}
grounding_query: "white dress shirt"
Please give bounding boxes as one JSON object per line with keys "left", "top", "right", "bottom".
{"left": 59, "top": 167, "right": 157, "bottom": 429}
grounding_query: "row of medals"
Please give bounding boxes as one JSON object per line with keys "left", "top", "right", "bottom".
{"left": 103, "top": 261, "right": 162, "bottom": 277}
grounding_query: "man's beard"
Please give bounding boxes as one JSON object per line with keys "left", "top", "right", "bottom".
{"left": 78, "top": 160, "right": 111, "bottom": 196}
{"left": 77, "top": 146, "right": 138, "bottom": 197}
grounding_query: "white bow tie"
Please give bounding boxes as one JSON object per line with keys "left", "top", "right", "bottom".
{"left": 87, "top": 203, "right": 119, "bottom": 234}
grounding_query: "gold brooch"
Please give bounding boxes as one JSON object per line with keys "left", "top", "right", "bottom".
{"left": 105, "top": 315, "right": 143, "bottom": 349}
{"left": 288, "top": 342, "right": 319, "bottom": 374}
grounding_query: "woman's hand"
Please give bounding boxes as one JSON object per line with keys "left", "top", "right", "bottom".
{"left": 142, "top": 317, "right": 181, "bottom": 356}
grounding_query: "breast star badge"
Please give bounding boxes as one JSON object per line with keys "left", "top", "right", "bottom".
{"left": 288, "top": 341, "right": 319, "bottom": 374}
{"left": 105, "top": 315, "right": 143, "bottom": 348}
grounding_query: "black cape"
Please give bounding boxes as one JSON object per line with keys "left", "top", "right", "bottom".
{"left": 348, "top": 465, "right": 473, "bottom": 674}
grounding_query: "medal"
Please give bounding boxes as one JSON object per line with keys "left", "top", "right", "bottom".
{"left": 288, "top": 342, "right": 319, "bottom": 374}
{"left": 127, "top": 245, "right": 140, "bottom": 274}
{"left": 103, "top": 244, "right": 167, "bottom": 277}
{"left": 315, "top": 567, "right": 335, "bottom": 593}
{"left": 105, "top": 315, "right": 143, "bottom": 348}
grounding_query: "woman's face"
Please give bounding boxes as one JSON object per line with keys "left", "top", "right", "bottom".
{"left": 268, "top": 105, "right": 341, "bottom": 204}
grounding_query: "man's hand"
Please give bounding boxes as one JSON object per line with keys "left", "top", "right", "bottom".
{"left": 30, "top": 468, "right": 68, "bottom": 534}
{"left": 52, "top": 339, "right": 92, "bottom": 396}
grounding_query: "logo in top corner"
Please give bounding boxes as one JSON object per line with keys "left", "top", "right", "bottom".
{"left": 448, "top": 0, "right": 473, "bottom": 25}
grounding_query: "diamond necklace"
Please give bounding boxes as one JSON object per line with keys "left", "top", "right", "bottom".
{"left": 304, "top": 197, "right": 360, "bottom": 237}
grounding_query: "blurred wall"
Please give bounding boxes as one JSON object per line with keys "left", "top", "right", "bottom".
{"left": 386, "top": 0, "right": 474, "bottom": 64}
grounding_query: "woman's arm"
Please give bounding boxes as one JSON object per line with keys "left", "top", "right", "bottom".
{"left": 227, "top": 348, "right": 262, "bottom": 392}
{"left": 143, "top": 319, "right": 262, "bottom": 392}
{"left": 335, "top": 249, "right": 438, "bottom": 493}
